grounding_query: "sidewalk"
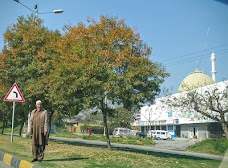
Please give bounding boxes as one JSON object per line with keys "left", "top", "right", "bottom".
{"left": 49, "top": 136, "right": 228, "bottom": 162}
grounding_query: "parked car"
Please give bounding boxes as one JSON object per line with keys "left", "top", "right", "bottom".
{"left": 129, "top": 130, "right": 139, "bottom": 136}
{"left": 112, "top": 128, "right": 130, "bottom": 138}
{"left": 136, "top": 131, "right": 146, "bottom": 138}
{"left": 147, "top": 130, "right": 172, "bottom": 140}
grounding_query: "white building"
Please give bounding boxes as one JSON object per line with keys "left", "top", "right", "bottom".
{"left": 134, "top": 53, "right": 228, "bottom": 139}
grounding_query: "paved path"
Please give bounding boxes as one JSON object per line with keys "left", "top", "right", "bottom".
{"left": 153, "top": 138, "right": 198, "bottom": 151}
{"left": 49, "top": 136, "right": 228, "bottom": 162}
{"left": 0, "top": 161, "right": 13, "bottom": 168}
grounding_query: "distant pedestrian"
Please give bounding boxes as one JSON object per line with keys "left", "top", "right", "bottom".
{"left": 29, "top": 100, "right": 49, "bottom": 162}
{"left": 88, "top": 129, "right": 92, "bottom": 135}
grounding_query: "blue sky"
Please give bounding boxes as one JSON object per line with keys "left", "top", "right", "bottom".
{"left": 1, "top": 0, "right": 228, "bottom": 93}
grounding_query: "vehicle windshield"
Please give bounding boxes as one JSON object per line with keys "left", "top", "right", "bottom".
{"left": 120, "top": 130, "right": 130, "bottom": 134}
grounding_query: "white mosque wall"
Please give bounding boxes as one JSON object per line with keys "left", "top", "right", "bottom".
{"left": 139, "top": 80, "right": 228, "bottom": 127}
{"left": 181, "top": 123, "right": 209, "bottom": 139}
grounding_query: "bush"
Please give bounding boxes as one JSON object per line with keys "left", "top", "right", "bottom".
{"left": 53, "top": 131, "right": 82, "bottom": 138}
{"left": 83, "top": 135, "right": 155, "bottom": 146}
{"left": 111, "top": 136, "right": 155, "bottom": 146}
{"left": 80, "top": 125, "right": 104, "bottom": 134}
{"left": 83, "top": 135, "right": 106, "bottom": 141}
{"left": 56, "top": 125, "right": 68, "bottom": 132}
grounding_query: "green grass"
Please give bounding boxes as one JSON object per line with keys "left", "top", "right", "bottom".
{"left": 51, "top": 131, "right": 82, "bottom": 139}
{"left": 3, "top": 126, "right": 21, "bottom": 133}
{"left": 187, "top": 138, "right": 228, "bottom": 155}
{"left": 82, "top": 135, "right": 155, "bottom": 146}
{"left": 0, "top": 134, "right": 222, "bottom": 168}
{"left": 51, "top": 131, "right": 154, "bottom": 146}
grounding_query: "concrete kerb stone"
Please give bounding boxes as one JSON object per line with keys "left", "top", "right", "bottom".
{"left": 0, "top": 151, "right": 41, "bottom": 168}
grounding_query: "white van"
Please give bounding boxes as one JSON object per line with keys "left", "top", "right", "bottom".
{"left": 112, "top": 128, "right": 130, "bottom": 138}
{"left": 147, "top": 130, "right": 172, "bottom": 140}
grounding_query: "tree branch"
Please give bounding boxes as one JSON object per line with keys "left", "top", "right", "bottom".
{"left": 194, "top": 106, "right": 220, "bottom": 122}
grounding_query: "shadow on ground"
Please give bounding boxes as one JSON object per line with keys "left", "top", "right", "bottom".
{"left": 44, "top": 157, "right": 88, "bottom": 162}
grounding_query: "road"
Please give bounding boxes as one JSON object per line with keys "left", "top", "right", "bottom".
{"left": 153, "top": 138, "right": 198, "bottom": 151}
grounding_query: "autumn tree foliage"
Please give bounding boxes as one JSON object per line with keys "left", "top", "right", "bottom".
{"left": 0, "top": 15, "right": 61, "bottom": 135}
{"left": 48, "top": 16, "right": 169, "bottom": 149}
{"left": 0, "top": 15, "right": 168, "bottom": 148}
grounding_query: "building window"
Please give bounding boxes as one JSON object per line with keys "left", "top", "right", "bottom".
{"left": 156, "top": 126, "right": 160, "bottom": 130}
{"left": 174, "top": 119, "right": 179, "bottom": 124}
{"left": 168, "top": 111, "right": 172, "bottom": 117}
{"left": 161, "top": 126, "right": 166, "bottom": 130}
{"left": 168, "top": 125, "right": 173, "bottom": 131}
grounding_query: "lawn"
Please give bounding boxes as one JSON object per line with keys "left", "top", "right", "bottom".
{"left": 0, "top": 134, "right": 222, "bottom": 168}
{"left": 187, "top": 138, "right": 228, "bottom": 155}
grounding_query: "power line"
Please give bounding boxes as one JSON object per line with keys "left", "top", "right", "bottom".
{"left": 164, "top": 50, "right": 228, "bottom": 67}
{"left": 164, "top": 49, "right": 228, "bottom": 67}
{"left": 158, "top": 43, "right": 228, "bottom": 63}
{"left": 162, "top": 48, "right": 228, "bottom": 66}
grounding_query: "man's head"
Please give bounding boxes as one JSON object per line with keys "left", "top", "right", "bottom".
{"left": 36, "top": 100, "right": 42, "bottom": 108}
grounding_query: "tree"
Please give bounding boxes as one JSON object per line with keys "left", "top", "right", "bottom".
{"left": 163, "top": 81, "right": 228, "bottom": 139}
{"left": 82, "top": 107, "right": 134, "bottom": 133}
{"left": 48, "top": 16, "right": 169, "bottom": 149}
{"left": 109, "top": 107, "right": 134, "bottom": 130}
{"left": 0, "top": 15, "right": 61, "bottom": 135}
{"left": 0, "top": 101, "right": 11, "bottom": 134}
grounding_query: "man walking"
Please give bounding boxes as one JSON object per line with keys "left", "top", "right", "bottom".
{"left": 29, "top": 100, "right": 49, "bottom": 162}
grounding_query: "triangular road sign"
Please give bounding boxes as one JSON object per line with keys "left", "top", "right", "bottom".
{"left": 3, "top": 83, "right": 25, "bottom": 102}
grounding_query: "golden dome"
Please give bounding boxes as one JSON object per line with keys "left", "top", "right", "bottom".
{"left": 178, "top": 68, "right": 215, "bottom": 92}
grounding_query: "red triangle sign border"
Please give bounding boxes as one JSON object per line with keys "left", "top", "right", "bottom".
{"left": 3, "top": 83, "right": 25, "bottom": 102}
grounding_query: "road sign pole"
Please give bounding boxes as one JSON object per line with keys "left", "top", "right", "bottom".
{"left": 11, "top": 102, "right": 16, "bottom": 143}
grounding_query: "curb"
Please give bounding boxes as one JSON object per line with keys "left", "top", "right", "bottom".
{"left": 0, "top": 151, "right": 41, "bottom": 168}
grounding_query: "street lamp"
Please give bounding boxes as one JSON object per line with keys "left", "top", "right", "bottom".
{"left": 14, "top": 0, "right": 64, "bottom": 14}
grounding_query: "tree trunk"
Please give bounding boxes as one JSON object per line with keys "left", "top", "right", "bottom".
{"left": 48, "top": 111, "right": 54, "bottom": 129}
{"left": 18, "top": 120, "right": 24, "bottom": 136}
{"left": 220, "top": 113, "right": 228, "bottom": 139}
{"left": 102, "top": 110, "right": 111, "bottom": 149}
{"left": 46, "top": 111, "right": 54, "bottom": 145}
{"left": 18, "top": 111, "right": 26, "bottom": 136}
{"left": 1, "top": 120, "right": 5, "bottom": 134}
{"left": 221, "top": 122, "right": 228, "bottom": 139}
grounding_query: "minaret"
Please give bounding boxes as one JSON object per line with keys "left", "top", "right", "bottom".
{"left": 210, "top": 52, "right": 216, "bottom": 82}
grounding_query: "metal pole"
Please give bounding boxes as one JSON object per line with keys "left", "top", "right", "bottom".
{"left": 11, "top": 102, "right": 16, "bottom": 143}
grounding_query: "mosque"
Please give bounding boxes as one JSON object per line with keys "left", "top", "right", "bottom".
{"left": 134, "top": 53, "right": 228, "bottom": 139}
